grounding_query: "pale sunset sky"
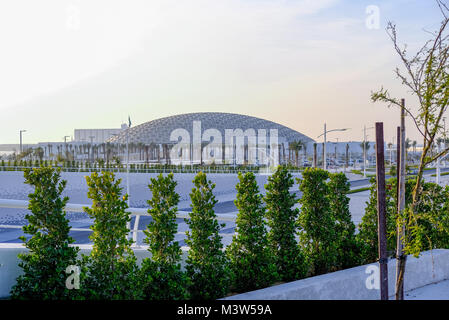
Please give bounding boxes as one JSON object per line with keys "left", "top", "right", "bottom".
{"left": 0, "top": 0, "right": 443, "bottom": 145}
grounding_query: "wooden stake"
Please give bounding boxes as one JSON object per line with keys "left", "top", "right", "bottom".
{"left": 375, "top": 122, "right": 388, "bottom": 300}
{"left": 396, "top": 99, "right": 407, "bottom": 300}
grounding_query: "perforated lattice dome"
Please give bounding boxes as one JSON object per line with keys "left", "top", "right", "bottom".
{"left": 108, "top": 112, "right": 314, "bottom": 145}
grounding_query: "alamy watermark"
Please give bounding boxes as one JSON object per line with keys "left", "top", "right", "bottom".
{"left": 169, "top": 120, "right": 279, "bottom": 168}
{"left": 65, "top": 265, "right": 80, "bottom": 290}
{"left": 365, "top": 265, "right": 380, "bottom": 290}
{"left": 366, "top": 5, "right": 380, "bottom": 30}
{"left": 66, "top": 3, "right": 81, "bottom": 31}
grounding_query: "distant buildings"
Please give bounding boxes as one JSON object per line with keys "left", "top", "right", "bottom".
{"left": 73, "top": 124, "right": 127, "bottom": 144}
{"left": 107, "top": 112, "right": 315, "bottom": 165}
{"left": 0, "top": 113, "right": 406, "bottom": 166}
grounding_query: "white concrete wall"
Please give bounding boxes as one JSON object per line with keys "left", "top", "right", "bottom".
{"left": 224, "top": 249, "right": 449, "bottom": 300}
{"left": 0, "top": 243, "right": 189, "bottom": 299}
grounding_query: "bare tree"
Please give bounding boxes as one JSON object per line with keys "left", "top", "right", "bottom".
{"left": 371, "top": 0, "right": 449, "bottom": 299}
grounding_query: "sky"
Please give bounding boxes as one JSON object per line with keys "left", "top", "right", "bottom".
{"left": 0, "top": 0, "right": 445, "bottom": 145}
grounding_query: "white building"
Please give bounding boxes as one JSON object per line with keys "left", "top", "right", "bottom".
{"left": 74, "top": 128, "right": 123, "bottom": 144}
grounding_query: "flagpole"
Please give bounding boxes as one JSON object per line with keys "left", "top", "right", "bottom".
{"left": 127, "top": 117, "right": 130, "bottom": 207}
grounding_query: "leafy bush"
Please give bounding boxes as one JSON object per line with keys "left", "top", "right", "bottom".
{"left": 298, "top": 168, "right": 338, "bottom": 275}
{"left": 140, "top": 173, "right": 188, "bottom": 300}
{"left": 356, "top": 177, "right": 399, "bottom": 264}
{"left": 226, "top": 172, "right": 277, "bottom": 293}
{"left": 185, "top": 172, "right": 230, "bottom": 299}
{"left": 265, "top": 166, "right": 306, "bottom": 282}
{"left": 10, "top": 167, "right": 79, "bottom": 300}
{"left": 406, "top": 180, "right": 449, "bottom": 253}
{"left": 327, "top": 172, "right": 362, "bottom": 269}
{"left": 80, "top": 171, "right": 140, "bottom": 299}
{"left": 356, "top": 176, "right": 449, "bottom": 263}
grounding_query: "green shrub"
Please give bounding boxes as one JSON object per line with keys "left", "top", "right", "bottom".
{"left": 140, "top": 173, "right": 188, "bottom": 300}
{"left": 265, "top": 166, "right": 306, "bottom": 282}
{"left": 227, "top": 172, "right": 277, "bottom": 293}
{"left": 409, "top": 181, "right": 449, "bottom": 252}
{"left": 298, "top": 168, "right": 338, "bottom": 275}
{"left": 355, "top": 177, "right": 398, "bottom": 264}
{"left": 185, "top": 172, "right": 230, "bottom": 299}
{"left": 327, "top": 172, "right": 362, "bottom": 269}
{"left": 80, "top": 171, "right": 140, "bottom": 299}
{"left": 357, "top": 178, "right": 434, "bottom": 263}
{"left": 389, "top": 165, "right": 397, "bottom": 177}
{"left": 355, "top": 177, "right": 445, "bottom": 263}
{"left": 10, "top": 167, "right": 79, "bottom": 299}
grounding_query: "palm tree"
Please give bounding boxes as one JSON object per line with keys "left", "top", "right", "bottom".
{"left": 360, "top": 141, "right": 370, "bottom": 153}
{"left": 281, "top": 143, "right": 286, "bottom": 164}
{"left": 405, "top": 138, "right": 412, "bottom": 162}
{"left": 289, "top": 140, "right": 303, "bottom": 167}
{"left": 33, "top": 147, "right": 44, "bottom": 162}
{"left": 302, "top": 141, "right": 307, "bottom": 165}
{"left": 387, "top": 142, "right": 393, "bottom": 164}
{"left": 360, "top": 141, "right": 370, "bottom": 167}
{"left": 105, "top": 142, "right": 112, "bottom": 165}
{"left": 86, "top": 143, "right": 91, "bottom": 163}
{"left": 47, "top": 144, "right": 52, "bottom": 160}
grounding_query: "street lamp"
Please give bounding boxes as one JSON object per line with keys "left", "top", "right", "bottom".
{"left": 363, "top": 126, "right": 375, "bottom": 178}
{"left": 88, "top": 136, "right": 95, "bottom": 163}
{"left": 443, "top": 117, "right": 447, "bottom": 167}
{"left": 63, "top": 135, "right": 70, "bottom": 159}
{"left": 19, "top": 130, "right": 27, "bottom": 154}
{"left": 436, "top": 117, "right": 446, "bottom": 184}
{"left": 317, "top": 123, "right": 350, "bottom": 171}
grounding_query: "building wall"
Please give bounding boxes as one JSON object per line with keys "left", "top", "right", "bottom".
{"left": 74, "top": 129, "right": 122, "bottom": 144}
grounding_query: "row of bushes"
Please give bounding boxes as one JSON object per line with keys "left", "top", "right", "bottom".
{"left": 0, "top": 160, "right": 301, "bottom": 173}
{"left": 10, "top": 166, "right": 449, "bottom": 299}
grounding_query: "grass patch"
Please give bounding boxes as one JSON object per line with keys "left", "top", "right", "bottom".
{"left": 347, "top": 187, "right": 370, "bottom": 194}
{"left": 431, "top": 171, "right": 449, "bottom": 177}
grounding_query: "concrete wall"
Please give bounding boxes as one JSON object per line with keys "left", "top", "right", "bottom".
{"left": 0, "top": 243, "right": 189, "bottom": 299}
{"left": 225, "top": 249, "right": 449, "bottom": 300}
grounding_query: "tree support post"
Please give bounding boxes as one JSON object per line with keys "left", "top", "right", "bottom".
{"left": 396, "top": 99, "right": 407, "bottom": 300}
{"left": 375, "top": 122, "right": 388, "bottom": 300}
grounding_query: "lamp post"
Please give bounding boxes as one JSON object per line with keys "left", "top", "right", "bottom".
{"left": 126, "top": 117, "right": 134, "bottom": 243}
{"left": 64, "top": 136, "right": 70, "bottom": 160}
{"left": 19, "top": 130, "right": 27, "bottom": 154}
{"left": 443, "top": 117, "right": 447, "bottom": 168}
{"left": 317, "top": 124, "right": 350, "bottom": 171}
{"left": 363, "top": 126, "right": 375, "bottom": 178}
{"left": 88, "top": 136, "right": 95, "bottom": 163}
{"left": 126, "top": 127, "right": 130, "bottom": 207}
{"left": 436, "top": 117, "right": 446, "bottom": 185}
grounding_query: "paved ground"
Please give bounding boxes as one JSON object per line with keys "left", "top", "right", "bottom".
{"left": 0, "top": 179, "right": 369, "bottom": 245}
{"left": 406, "top": 279, "right": 449, "bottom": 300}
{"left": 0, "top": 168, "right": 446, "bottom": 246}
